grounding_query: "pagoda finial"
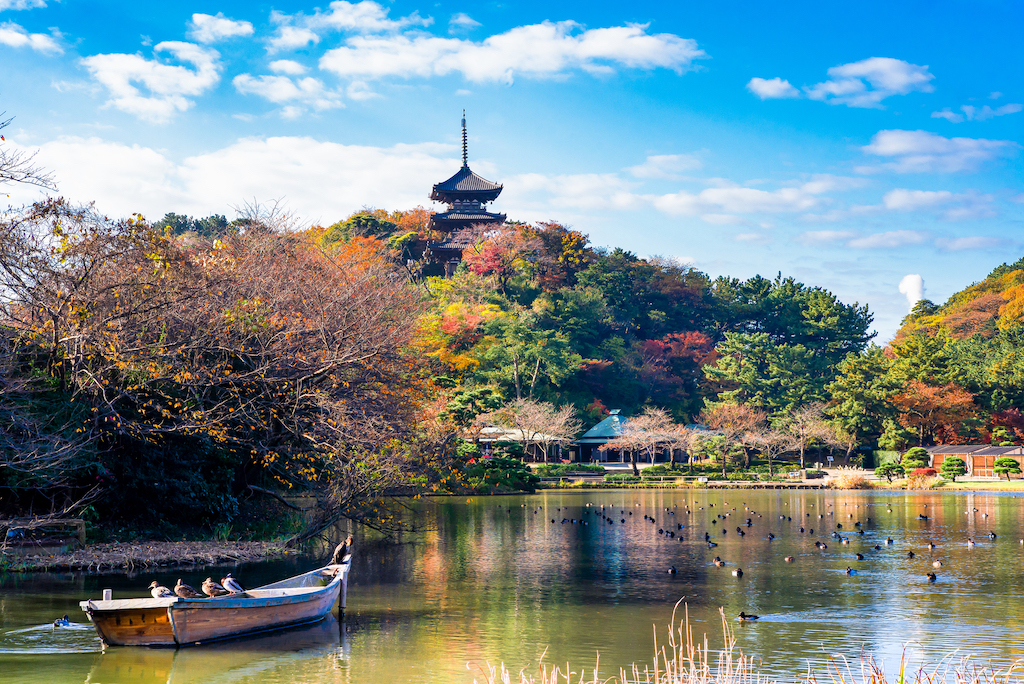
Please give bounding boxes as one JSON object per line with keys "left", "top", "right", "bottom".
{"left": 461, "top": 109, "right": 468, "bottom": 168}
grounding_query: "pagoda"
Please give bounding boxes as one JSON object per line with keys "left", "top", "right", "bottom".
{"left": 427, "top": 112, "right": 506, "bottom": 274}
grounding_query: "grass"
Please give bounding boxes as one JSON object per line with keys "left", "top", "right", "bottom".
{"left": 468, "top": 603, "right": 1023, "bottom": 684}
{"left": 829, "top": 466, "right": 871, "bottom": 490}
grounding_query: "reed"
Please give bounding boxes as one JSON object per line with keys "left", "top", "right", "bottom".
{"left": 468, "top": 603, "right": 1023, "bottom": 684}
{"left": 828, "top": 466, "right": 871, "bottom": 490}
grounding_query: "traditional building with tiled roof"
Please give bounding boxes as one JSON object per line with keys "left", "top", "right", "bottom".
{"left": 427, "top": 112, "right": 506, "bottom": 274}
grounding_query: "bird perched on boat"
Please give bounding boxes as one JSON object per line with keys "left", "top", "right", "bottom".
{"left": 174, "top": 579, "right": 202, "bottom": 599}
{"left": 53, "top": 614, "right": 71, "bottom": 628}
{"left": 732, "top": 568, "right": 743, "bottom": 578}
{"left": 149, "top": 581, "right": 174, "bottom": 598}
{"left": 330, "top": 536, "right": 354, "bottom": 565}
{"left": 737, "top": 612, "right": 758, "bottom": 621}
{"left": 926, "top": 572, "right": 937, "bottom": 582}
{"left": 221, "top": 574, "right": 245, "bottom": 594}
{"left": 202, "top": 577, "right": 229, "bottom": 598}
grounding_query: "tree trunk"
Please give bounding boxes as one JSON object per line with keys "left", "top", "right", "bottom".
{"left": 631, "top": 450, "right": 639, "bottom": 477}
{"left": 528, "top": 357, "right": 541, "bottom": 399}
{"left": 721, "top": 449, "right": 727, "bottom": 478}
{"left": 799, "top": 444, "right": 806, "bottom": 470}
{"left": 511, "top": 349, "right": 522, "bottom": 400}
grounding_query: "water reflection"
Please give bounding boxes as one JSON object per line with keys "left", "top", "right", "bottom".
{"left": 4, "top": 490, "right": 1024, "bottom": 684}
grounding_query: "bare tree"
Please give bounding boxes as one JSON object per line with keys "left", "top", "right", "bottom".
{"left": 481, "top": 399, "right": 582, "bottom": 463}
{"left": 602, "top": 408, "right": 675, "bottom": 476}
{"left": 700, "top": 403, "right": 765, "bottom": 476}
{"left": 0, "top": 114, "right": 56, "bottom": 190}
{"left": 665, "top": 424, "right": 701, "bottom": 472}
{"left": 778, "top": 402, "right": 837, "bottom": 469}
{"left": 746, "top": 427, "right": 794, "bottom": 476}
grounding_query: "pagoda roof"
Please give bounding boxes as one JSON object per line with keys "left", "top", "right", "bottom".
{"left": 431, "top": 166, "right": 503, "bottom": 202}
{"left": 427, "top": 209, "right": 506, "bottom": 233}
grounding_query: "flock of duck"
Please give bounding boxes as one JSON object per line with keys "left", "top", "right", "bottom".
{"left": 526, "top": 498, "right": 1012, "bottom": 622}
{"left": 147, "top": 573, "right": 246, "bottom": 599}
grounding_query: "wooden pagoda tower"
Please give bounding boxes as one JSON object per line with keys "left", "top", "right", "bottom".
{"left": 427, "top": 112, "right": 506, "bottom": 275}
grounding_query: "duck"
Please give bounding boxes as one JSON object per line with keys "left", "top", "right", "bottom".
{"left": 784, "top": 556, "right": 795, "bottom": 562}
{"left": 713, "top": 558, "right": 726, "bottom": 567}
{"left": 989, "top": 532, "right": 997, "bottom": 540}
{"left": 932, "top": 560, "right": 942, "bottom": 568}
{"left": 885, "top": 538, "right": 894, "bottom": 545}
{"left": 967, "top": 538, "right": 976, "bottom": 547}
{"left": 732, "top": 568, "right": 743, "bottom": 578}
{"left": 330, "top": 536, "right": 353, "bottom": 565}
{"left": 845, "top": 567, "right": 853, "bottom": 575}
{"left": 927, "top": 542, "right": 936, "bottom": 549}
{"left": 202, "top": 577, "right": 229, "bottom": 598}
{"left": 907, "top": 551, "right": 915, "bottom": 558}
{"left": 737, "top": 612, "right": 759, "bottom": 621}
{"left": 52, "top": 614, "right": 71, "bottom": 628}
{"left": 855, "top": 553, "right": 864, "bottom": 560}
{"left": 667, "top": 566, "right": 677, "bottom": 575}
{"left": 174, "top": 579, "right": 202, "bottom": 599}
{"left": 926, "top": 572, "right": 937, "bottom": 582}
{"left": 149, "top": 581, "right": 174, "bottom": 598}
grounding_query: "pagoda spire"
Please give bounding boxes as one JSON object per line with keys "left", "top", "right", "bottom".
{"left": 461, "top": 109, "right": 468, "bottom": 168}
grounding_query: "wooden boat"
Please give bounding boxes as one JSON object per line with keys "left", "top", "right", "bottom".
{"left": 79, "top": 559, "right": 350, "bottom": 647}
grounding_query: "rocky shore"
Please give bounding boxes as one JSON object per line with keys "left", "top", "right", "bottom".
{"left": 1, "top": 540, "right": 291, "bottom": 573}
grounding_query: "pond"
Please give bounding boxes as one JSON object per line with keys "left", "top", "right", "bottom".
{"left": 3, "top": 489, "right": 1024, "bottom": 684}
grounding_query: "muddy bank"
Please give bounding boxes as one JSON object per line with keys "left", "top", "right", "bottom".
{"left": 1, "top": 540, "right": 292, "bottom": 573}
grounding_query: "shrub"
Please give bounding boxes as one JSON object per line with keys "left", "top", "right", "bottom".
{"left": 463, "top": 457, "right": 539, "bottom": 493}
{"left": 875, "top": 462, "right": 905, "bottom": 482}
{"left": 805, "top": 469, "right": 826, "bottom": 479}
{"left": 939, "top": 456, "right": 967, "bottom": 482}
{"left": 994, "top": 456, "right": 1022, "bottom": 481}
{"left": 911, "top": 468, "right": 938, "bottom": 477}
{"left": 829, "top": 466, "right": 869, "bottom": 490}
{"left": 901, "top": 447, "right": 930, "bottom": 471}
{"left": 604, "top": 474, "right": 641, "bottom": 483}
{"left": 533, "top": 463, "right": 605, "bottom": 477}
{"left": 906, "top": 474, "right": 941, "bottom": 490}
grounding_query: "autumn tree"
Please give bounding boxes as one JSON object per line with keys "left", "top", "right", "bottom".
{"left": 891, "top": 381, "right": 981, "bottom": 446}
{"left": 699, "top": 402, "right": 765, "bottom": 476}
{"left": 481, "top": 398, "right": 581, "bottom": 463}
{"left": 601, "top": 408, "right": 676, "bottom": 476}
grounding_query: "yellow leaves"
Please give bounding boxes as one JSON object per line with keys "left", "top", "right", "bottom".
{"left": 998, "top": 283, "right": 1024, "bottom": 331}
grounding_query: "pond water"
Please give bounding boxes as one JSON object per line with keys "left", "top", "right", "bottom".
{"left": 3, "top": 489, "right": 1024, "bottom": 684}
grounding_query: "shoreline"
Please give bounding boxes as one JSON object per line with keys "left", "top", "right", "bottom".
{"left": 0, "top": 540, "right": 292, "bottom": 574}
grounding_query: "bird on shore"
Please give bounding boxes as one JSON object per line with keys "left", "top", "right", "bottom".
{"left": 737, "top": 612, "right": 759, "bottom": 621}
{"left": 330, "top": 536, "right": 354, "bottom": 565}
{"left": 222, "top": 573, "right": 245, "bottom": 594}
{"left": 53, "top": 614, "right": 71, "bottom": 628}
{"left": 149, "top": 581, "right": 174, "bottom": 598}
{"left": 174, "top": 579, "right": 202, "bottom": 599}
{"left": 202, "top": 577, "right": 229, "bottom": 598}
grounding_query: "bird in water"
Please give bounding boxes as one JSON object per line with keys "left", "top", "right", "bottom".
{"left": 667, "top": 566, "right": 677, "bottom": 575}
{"left": 221, "top": 574, "right": 245, "bottom": 594}
{"left": 149, "top": 581, "right": 174, "bottom": 598}
{"left": 932, "top": 560, "right": 943, "bottom": 568}
{"left": 855, "top": 553, "right": 864, "bottom": 560}
{"left": 927, "top": 542, "right": 936, "bottom": 549}
{"left": 784, "top": 555, "right": 795, "bottom": 562}
{"left": 989, "top": 532, "right": 997, "bottom": 540}
{"left": 967, "top": 538, "right": 976, "bottom": 547}
{"left": 845, "top": 567, "right": 853, "bottom": 575}
{"left": 713, "top": 557, "right": 726, "bottom": 567}
{"left": 331, "top": 536, "right": 354, "bottom": 565}
{"left": 174, "top": 579, "right": 202, "bottom": 599}
{"left": 52, "top": 614, "right": 71, "bottom": 628}
{"left": 885, "top": 538, "right": 894, "bottom": 545}
{"left": 926, "top": 572, "right": 937, "bottom": 582}
{"left": 737, "top": 612, "right": 759, "bottom": 621}
{"left": 907, "top": 551, "right": 915, "bottom": 558}
{"left": 202, "top": 577, "right": 229, "bottom": 598}
{"left": 732, "top": 568, "right": 743, "bottom": 578}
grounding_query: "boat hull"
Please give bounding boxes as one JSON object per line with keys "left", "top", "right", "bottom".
{"left": 81, "top": 564, "right": 348, "bottom": 647}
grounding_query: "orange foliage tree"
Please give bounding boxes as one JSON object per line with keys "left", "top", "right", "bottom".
{"left": 890, "top": 381, "right": 981, "bottom": 446}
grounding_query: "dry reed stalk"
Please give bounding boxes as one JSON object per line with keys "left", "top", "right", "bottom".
{"left": 828, "top": 467, "right": 870, "bottom": 490}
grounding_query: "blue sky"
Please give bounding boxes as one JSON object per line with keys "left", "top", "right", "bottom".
{"left": 2, "top": 0, "right": 1022, "bottom": 340}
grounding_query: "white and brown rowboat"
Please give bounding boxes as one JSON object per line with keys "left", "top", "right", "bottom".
{"left": 80, "top": 557, "right": 351, "bottom": 647}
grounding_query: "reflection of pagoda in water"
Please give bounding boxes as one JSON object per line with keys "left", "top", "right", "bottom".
{"left": 427, "top": 111, "right": 506, "bottom": 275}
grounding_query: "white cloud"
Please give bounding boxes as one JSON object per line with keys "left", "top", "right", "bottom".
{"left": 935, "top": 236, "right": 1006, "bottom": 251}
{"left": 746, "top": 77, "right": 799, "bottom": 100}
{"left": 654, "top": 179, "right": 837, "bottom": 216}
{"left": 189, "top": 13, "right": 253, "bottom": 44}
{"left": 701, "top": 213, "right": 746, "bottom": 225}
{"left": 848, "top": 230, "right": 928, "bottom": 249}
{"left": 269, "top": 59, "right": 307, "bottom": 75}
{"left": 735, "top": 232, "right": 771, "bottom": 244}
{"left": 989, "top": 92, "right": 1003, "bottom": 100}
{"left": 319, "top": 21, "right": 706, "bottom": 83}
{"left": 80, "top": 42, "right": 221, "bottom": 123}
{"left": 449, "top": 13, "right": 480, "bottom": 33}
{"left": 804, "top": 57, "right": 933, "bottom": 108}
{"left": 268, "top": 26, "right": 319, "bottom": 53}
{"left": 0, "top": 0, "right": 46, "bottom": 10}
{"left": 308, "top": 1, "right": 432, "bottom": 33}
{"left": 4, "top": 135, "right": 458, "bottom": 222}
{"left": 931, "top": 103, "right": 1022, "bottom": 123}
{"left": 233, "top": 74, "right": 342, "bottom": 115}
{"left": 509, "top": 172, "right": 643, "bottom": 212}
{"left": 882, "top": 188, "right": 955, "bottom": 211}
{"left": 0, "top": 20, "right": 60, "bottom": 53}
{"left": 898, "top": 274, "right": 924, "bottom": 310}
{"left": 860, "top": 129, "right": 1017, "bottom": 173}
{"left": 627, "top": 153, "right": 701, "bottom": 179}
{"left": 797, "top": 230, "right": 857, "bottom": 245}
